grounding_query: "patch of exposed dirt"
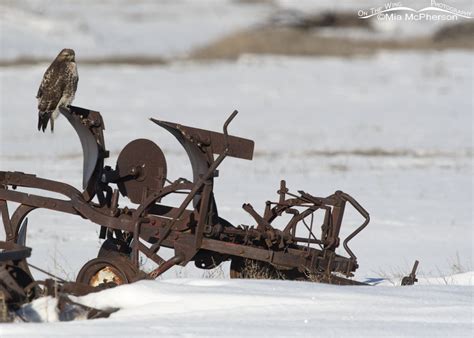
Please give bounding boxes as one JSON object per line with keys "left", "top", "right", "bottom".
{"left": 1, "top": 13, "right": 472, "bottom": 67}
{"left": 190, "top": 23, "right": 474, "bottom": 61}
{"left": 0, "top": 56, "right": 168, "bottom": 67}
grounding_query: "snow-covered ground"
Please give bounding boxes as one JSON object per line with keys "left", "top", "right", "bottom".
{"left": 0, "top": 1, "right": 473, "bottom": 336}
{"left": 2, "top": 275, "right": 473, "bottom": 337}
{"left": 0, "top": 0, "right": 270, "bottom": 61}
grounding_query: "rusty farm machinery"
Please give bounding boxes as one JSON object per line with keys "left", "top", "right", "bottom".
{"left": 0, "top": 106, "right": 418, "bottom": 319}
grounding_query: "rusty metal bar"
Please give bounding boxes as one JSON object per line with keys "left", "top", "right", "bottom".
{"left": 148, "top": 254, "right": 184, "bottom": 279}
{"left": 0, "top": 189, "right": 78, "bottom": 215}
{"left": 339, "top": 191, "right": 370, "bottom": 260}
{"left": 137, "top": 241, "right": 165, "bottom": 266}
{"left": 0, "top": 200, "right": 13, "bottom": 239}
{"left": 194, "top": 181, "right": 212, "bottom": 249}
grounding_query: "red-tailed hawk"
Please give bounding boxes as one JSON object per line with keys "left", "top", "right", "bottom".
{"left": 37, "top": 48, "right": 78, "bottom": 132}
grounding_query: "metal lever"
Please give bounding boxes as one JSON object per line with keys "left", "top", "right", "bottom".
{"left": 223, "top": 110, "right": 238, "bottom": 151}
{"left": 401, "top": 260, "right": 419, "bottom": 286}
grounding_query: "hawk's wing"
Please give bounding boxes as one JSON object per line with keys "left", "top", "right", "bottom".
{"left": 37, "top": 62, "right": 67, "bottom": 113}
{"left": 37, "top": 62, "right": 71, "bottom": 131}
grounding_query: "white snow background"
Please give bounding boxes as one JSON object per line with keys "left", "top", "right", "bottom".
{"left": 0, "top": 0, "right": 473, "bottom": 337}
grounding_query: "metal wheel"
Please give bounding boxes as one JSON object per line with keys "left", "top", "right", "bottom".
{"left": 76, "top": 257, "right": 138, "bottom": 287}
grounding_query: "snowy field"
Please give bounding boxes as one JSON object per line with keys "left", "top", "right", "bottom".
{"left": 2, "top": 0, "right": 474, "bottom": 62}
{"left": 3, "top": 275, "right": 474, "bottom": 337}
{"left": 0, "top": 0, "right": 473, "bottom": 337}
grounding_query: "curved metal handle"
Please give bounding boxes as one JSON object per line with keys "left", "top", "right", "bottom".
{"left": 223, "top": 110, "right": 238, "bottom": 151}
{"left": 339, "top": 191, "right": 370, "bottom": 260}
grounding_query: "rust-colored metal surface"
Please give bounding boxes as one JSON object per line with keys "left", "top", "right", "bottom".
{"left": 0, "top": 240, "right": 118, "bottom": 321}
{"left": 116, "top": 138, "right": 167, "bottom": 204}
{"left": 0, "top": 106, "right": 419, "bottom": 319}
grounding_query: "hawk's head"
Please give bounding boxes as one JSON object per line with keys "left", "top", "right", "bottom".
{"left": 57, "top": 48, "right": 76, "bottom": 62}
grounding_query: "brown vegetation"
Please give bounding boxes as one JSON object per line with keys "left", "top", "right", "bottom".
{"left": 190, "top": 25, "right": 474, "bottom": 61}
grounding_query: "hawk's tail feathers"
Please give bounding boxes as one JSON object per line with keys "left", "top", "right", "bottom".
{"left": 37, "top": 111, "right": 52, "bottom": 133}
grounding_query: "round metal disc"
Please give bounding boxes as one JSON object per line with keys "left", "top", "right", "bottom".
{"left": 116, "top": 139, "right": 167, "bottom": 204}
{"left": 76, "top": 257, "right": 139, "bottom": 287}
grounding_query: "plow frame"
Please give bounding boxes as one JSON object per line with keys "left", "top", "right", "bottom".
{"left": 1, "top": 106, "right": 377, "bottom": 286}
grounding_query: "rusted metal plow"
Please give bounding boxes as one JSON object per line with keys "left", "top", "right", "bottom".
{"left": 0, "top": 106, "right": 418, "bottom": 319}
